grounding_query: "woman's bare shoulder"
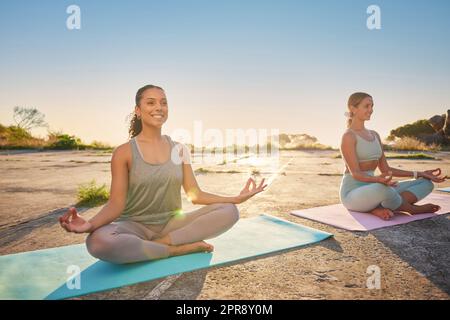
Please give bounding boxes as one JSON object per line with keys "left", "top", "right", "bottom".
{"left": 112, "top": 141, "right": 133, "bottom": 165}
{"left": 341, "top": 130, "right": 356, "bottom": 142}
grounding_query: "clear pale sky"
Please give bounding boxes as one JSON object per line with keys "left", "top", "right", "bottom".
{"left": 1, "top": 0, "right": 449, "bottom": 148}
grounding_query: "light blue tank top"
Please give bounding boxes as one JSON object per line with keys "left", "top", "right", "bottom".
{"left": 349, "top": 129, "right": 383, "bottom": 162}
{"left": 118, "top": 135, "right": 183, "bottom": 225}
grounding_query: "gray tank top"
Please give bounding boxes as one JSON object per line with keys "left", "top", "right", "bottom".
{"left": 118, "top": 135, "right": 183, "bottom": 225}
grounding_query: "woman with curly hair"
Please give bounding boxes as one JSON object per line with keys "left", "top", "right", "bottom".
{"left": 59, "top": 84, "right": 266, "bottom": 263}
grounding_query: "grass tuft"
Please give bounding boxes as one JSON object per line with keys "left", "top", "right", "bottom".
{"left": 76, "top": 179, "right": 109, "bottom": 207}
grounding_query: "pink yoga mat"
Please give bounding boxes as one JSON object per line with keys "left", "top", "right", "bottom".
{"left": 290, "top": 193, "right": 450, "bottom": 231}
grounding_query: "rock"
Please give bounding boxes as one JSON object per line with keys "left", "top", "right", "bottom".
{"left": 420, "top": 132, "right": 447, "bottom": 145}
{"left": 423, "top": 110, "right": 450, "bottom": 145}
{"left": 444, "top": 110, "right": 450, "bottom": 136}
{"left": 428, "top": 114, "right": 446, "bottom": 132}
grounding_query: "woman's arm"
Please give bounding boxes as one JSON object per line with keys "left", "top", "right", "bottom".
{"left": 374, "top": 131, "right": 425, "bottom": 178}
{"left": 182, "top": 162, "right": 266, "bottom": 205}
{"left": 179, "top": 144, "right": 265, "bottom": 205}
{"left": 380, "top": 156, "right": 415, "bottom": 177}
{"left": 373, "top": 131, "right": 447, "bottom": 182}
{"left": 87, "top": 145, "right": 129, "bottom": 231}
{"left": 60, "top": 144, "right": 129, "bottom": 233}
{"left": 182, "top": 161, "right": 238, "bottom": 204}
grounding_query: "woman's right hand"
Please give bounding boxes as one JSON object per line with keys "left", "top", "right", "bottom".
{"left": 376, "top": 171, "right": 397, "bottom": 187}
{"left": 59, "top": 207, "right": 93, "bottom": 233}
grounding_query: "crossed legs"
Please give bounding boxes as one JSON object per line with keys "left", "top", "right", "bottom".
{"left": 342, "top": 178, "right": 439, "bottom": 220}
{"left": 85, "top": 203, "right": 239, "bottom": 264}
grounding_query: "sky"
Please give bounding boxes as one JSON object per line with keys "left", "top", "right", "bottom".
{"left": 0, "top": 0, "right": 449, "bottom": 148}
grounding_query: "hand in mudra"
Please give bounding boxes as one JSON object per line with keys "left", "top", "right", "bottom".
{"left": 420, "top": 168, "right": 447, "bottom": 183}
{"left": 377, "top": 171, "right": 397, "bottom": 187}
{"left": 59, "top": 207, "right": 92, "bottom": 233}
{"left": 236, "top": 177, "right": 267, "bottom": 204}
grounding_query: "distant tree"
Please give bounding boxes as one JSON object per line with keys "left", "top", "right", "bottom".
{"left": 13, "top": 106, "right": 48, "bottom": 132}
{"left": 387, "top": 119, "right": 435, "bottom": 141}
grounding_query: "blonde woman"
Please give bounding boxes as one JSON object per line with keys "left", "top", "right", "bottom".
{"left": 339, "top": 92, "right": 447, "bottom": 220}
{"left": 59, "top": 85, "right": 267, "bottom": 263}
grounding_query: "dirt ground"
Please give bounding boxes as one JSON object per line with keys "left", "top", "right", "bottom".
{"left": 1, "top": 148, "right": 449, "bottom": 300}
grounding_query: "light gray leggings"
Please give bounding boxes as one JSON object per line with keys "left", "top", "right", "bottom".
{"left": 340, "top": 173, "right": 434, "bottom": 212}
{"left": 85, "top": 203, "right": 239, "bottom": 264}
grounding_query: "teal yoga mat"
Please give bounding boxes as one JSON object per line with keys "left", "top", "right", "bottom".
{"left": 0, "top": 214, "right": 332, "bottom": 300}
{"left": 437, "top": 187, "right": 450, "bottom": 193}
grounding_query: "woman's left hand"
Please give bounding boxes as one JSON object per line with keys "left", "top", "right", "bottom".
{"left": 419, "top": 168, "right": 448, "bottom": 183}
{"left": 235, "top": 177, "right": 267, "bottom": 204}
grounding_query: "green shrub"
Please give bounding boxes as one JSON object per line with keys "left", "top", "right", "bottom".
{"left": 385, "top": 153, "right": 437, "bottom": 160}
{"left": 76, "top": 179, "right": 110, "bottom": 207}
{"left": 4, "top": 126, "right": 33, "bottom": 142}
{"left": 48, "top": 134, "right": 81, "bottom": 149}
{"left": 195, "top": 167, "right": 210, "bottom": 174}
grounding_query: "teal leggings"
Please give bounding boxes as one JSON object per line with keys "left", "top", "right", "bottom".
{"left": 340, "top": 171, "right": 434, "bottom": 212}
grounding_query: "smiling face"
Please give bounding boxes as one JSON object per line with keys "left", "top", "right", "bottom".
{"left": 135, "top": 87, "right": 168, "bottom": 128}
{"left": 350, "top": 96, "right": 374, "bottom": 122}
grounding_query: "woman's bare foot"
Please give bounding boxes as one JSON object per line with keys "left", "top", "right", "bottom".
{"left": 370, "top": 207, "right": 394, "bottom": 220}
{"left": 168, "top": 241, "right": 214, "bottom": 257}
{"left": 410, "top": 203, "right": 441, "bottom": 214}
